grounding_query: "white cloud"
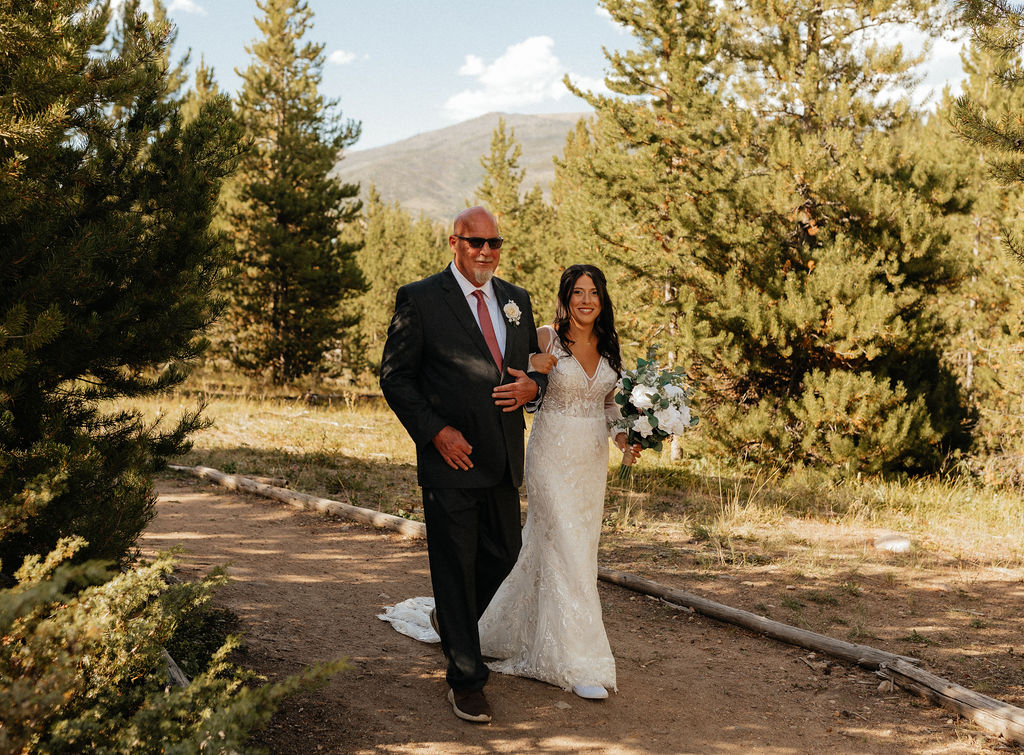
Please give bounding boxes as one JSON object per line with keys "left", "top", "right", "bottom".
{"left": 459, "top": 54, "right": 485, "bottom": 77}
{"left": 328, "top": 49, "right": 357, "bottom": 65}
{"left": 445, "top": 36, "right": 588, "bottom": 121}
{"left": 167, "top": 0, "right": 206, "bottom": 15}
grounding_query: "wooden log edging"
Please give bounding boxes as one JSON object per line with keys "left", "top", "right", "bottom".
{"left": 595, "top": 567, "right": 919, "bottom": 670}
{"left": 877, "top": 659, "right": 1024, "bottom": 745}
{"left": 162, "top": 648, "right": 190, "bottom": 687}
{"left": 169, "top": 464, "right": 1024, "bottom": 745}
{"left": 167, "top": 464, "right": 426, "bottom": 538}
{"left": 602, "top": 567, "right": 1024, "bottom": 745}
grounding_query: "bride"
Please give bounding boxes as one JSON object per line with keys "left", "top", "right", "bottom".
{"left": 477, "top": 263, "right": 638, "bottom": 700}
{"left": 379, "top": 264, "right": 638, "bottom": 701}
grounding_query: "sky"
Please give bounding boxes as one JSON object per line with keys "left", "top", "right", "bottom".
{"left": 158, "top": 0, "right": 970, "bottom": 152}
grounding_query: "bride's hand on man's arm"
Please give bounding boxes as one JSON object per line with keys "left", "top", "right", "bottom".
{"left": 529, "top": 352, "right": 557, "bottom": 374}
{"left": 614, "top": 432, "right": 642, "bottom": 465}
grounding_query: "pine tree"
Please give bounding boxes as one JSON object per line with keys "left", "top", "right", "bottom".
{"left": 561, "top": 0, "right": 969, "bottom": 474}
{"left": 0, "top": 1, "right": 243, "bottom": 576}
{"left": 181, "top": 56, "right": 220, "bottom": 123}
{"left": 475, "top": 118, "right": 562, "bottom": 322}
{"left": 151, "top": 0, "right": 189, "bottom": 101}
{"left": 558, "top": 0, "right": 732, "bottom": 352}
{"left": 112, "top": 0, "right": 190, "bottom": 107}
{"left": 477, "top": 118, "right": 526, "bottom": 231}
{"left": 354, "top": 188, "right": 446, "bottom": 371}
{"left": 953, "top": 0, "right": 1024, "bottom": 261}
{"left": 939, "top": 34, "right": 1024, "bottom": 481}
{"left": 226, "top": 0, "right": 364, "bottom": 384}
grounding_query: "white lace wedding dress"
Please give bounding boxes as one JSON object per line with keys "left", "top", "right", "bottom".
{"left": 477, "top": 325, "right": 620, "bottom": 692}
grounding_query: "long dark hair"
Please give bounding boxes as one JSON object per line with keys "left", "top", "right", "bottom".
{"left": 553, "top": 264, "right": 621, "bottom": 374}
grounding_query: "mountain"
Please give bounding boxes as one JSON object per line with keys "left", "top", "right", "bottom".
{"left": 333, "top": 112, "right": 588, "bottom": 221}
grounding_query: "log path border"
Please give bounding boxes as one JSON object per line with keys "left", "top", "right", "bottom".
{"left": 168, "top": 464, "right": 1024, "bottom": 746}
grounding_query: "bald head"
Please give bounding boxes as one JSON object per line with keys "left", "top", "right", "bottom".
{"left": 453, "top": 205, "right": 497, "bottom": 236}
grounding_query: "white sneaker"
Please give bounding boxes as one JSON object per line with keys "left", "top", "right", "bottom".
{"left": 572, "top": 684, "right": 608, "bottom": 700}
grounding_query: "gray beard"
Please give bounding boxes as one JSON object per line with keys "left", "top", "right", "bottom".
{"left": 473, "top": 269, "right": 494, "bottom": 285}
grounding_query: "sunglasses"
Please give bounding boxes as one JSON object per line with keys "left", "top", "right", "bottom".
{"left": 454, "top": 235, "right": 503, "bottom": 249}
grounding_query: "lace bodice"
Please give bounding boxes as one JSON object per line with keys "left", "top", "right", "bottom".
{"left": 536, "top": 326, "right": 621, "bottom": 429}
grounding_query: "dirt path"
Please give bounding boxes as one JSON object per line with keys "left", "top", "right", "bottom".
{"left": 143, "top": 475, "right": 1002, "bottom": 754}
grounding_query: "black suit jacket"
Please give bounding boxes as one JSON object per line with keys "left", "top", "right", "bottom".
{"left": 380, "top": 267, "right": 545, "bottom": 489}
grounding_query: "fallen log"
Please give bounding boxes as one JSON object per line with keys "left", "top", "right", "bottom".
{"left": 162, "top": 648, "right": 190, "bottom": 687}
{"left": 248, "top": 475, "right": 288, "bottom": 487}
{"left": 168, "top": 464, "right": 1024, "bottom": 744}
{"left": 878, "top": 659, "right": 1024, "bottom": 745}
{"left": 595, "top": 567, "right": 918, "bottom": 670}
{"left": 167, "top": 464, "right": 426, "bottom": 538}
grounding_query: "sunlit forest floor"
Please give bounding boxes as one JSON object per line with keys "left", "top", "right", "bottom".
{"left": 125, "top": 374, "right": 1024, "bottom": 715}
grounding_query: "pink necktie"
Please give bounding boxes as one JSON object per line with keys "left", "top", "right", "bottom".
{"left": 471, "top": 290, "right": 503, "bottom": 371}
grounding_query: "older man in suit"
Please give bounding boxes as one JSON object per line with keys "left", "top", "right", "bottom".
{"left": 380, "top": 206, "right": 546, "bottom": 724}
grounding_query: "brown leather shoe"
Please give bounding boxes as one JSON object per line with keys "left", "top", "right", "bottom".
{"left": 448, "top": 688, "right": 492, "bottom": 723}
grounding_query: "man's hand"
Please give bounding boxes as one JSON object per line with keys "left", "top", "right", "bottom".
{"left": 432, "top": 426, "right": 473, "bottom": 470}
{"left": 492, "top": 367, "right": 539, "bottom": 413}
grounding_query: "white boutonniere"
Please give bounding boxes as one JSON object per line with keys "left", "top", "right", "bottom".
{"left": 503, "top": 300, "right": 522, "bottom": 326}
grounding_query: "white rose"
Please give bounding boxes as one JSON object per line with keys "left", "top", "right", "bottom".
{"left": 630, "top": 384, "right": 657, "bottom": 410}
{"left": 664, "top": 383, "right": 686, "bottom": 401}
{"left": 654, "top": 404, "right": 693, "bottom": 435}
{"left": 654, "top": 406, "right": 681, "bottom": 435}
{"left": 502, "top": 300, "right": 522, "bottom": 326}
{"left": 631, "top": 415, "right": 655, "bottom": 438}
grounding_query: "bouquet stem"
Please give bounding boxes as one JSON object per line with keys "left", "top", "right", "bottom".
{"left": 618, "top": 447, "right": 636, "bottom": 480}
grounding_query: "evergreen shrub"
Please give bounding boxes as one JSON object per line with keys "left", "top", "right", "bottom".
{"left": 0, "top": 538, "right": 346, "bottom": 754}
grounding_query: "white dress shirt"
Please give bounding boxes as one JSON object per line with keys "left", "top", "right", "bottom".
{"left": 449, "top": 261, "right": 507, "bottom": 356}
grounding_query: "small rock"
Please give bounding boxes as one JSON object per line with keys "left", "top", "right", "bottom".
{"left": 554, "top": 701, "right": 572, "bottom": 710}
{"left": 877, "top": 679, "right": 894, "bottom": 693}
{"left": 874, "top": 534, "right": 912, "bottom": 553}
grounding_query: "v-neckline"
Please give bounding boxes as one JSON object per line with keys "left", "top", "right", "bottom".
{"left": 569, "top": 351, "right": 601, "bottom": 381}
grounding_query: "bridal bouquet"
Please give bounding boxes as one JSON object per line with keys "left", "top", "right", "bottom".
{"left": 613, "top": 347, "right": 698, "bottom": 478}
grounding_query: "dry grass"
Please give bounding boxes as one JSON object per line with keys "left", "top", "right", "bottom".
{"left": 126, "top": 387, "right": 1024, "bottom": 566}
{"left": 123, "top": 390, "right": 424, "bottom": 518}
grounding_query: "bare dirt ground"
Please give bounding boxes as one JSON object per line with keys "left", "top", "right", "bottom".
{"left": 143, "top": 474, "right": 1020, "bottom": 754}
